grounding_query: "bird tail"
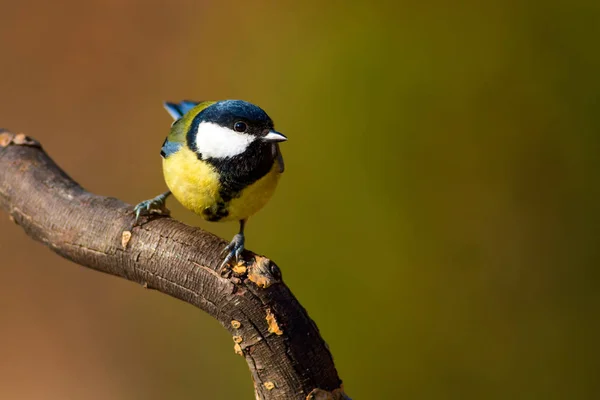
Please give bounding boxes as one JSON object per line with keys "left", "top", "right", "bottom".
{"left": 163, "top": 100, "right": 201, "bottom": 121}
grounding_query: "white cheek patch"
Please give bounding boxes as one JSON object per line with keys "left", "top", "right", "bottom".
{"left": 195, "top": 122, "right": 255, "bottom": 159}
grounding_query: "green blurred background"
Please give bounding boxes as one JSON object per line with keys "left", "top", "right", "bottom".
{"left": 1, "top": 0, "right": 599, "bottom": 398}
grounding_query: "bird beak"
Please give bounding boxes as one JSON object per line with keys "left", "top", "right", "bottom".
{"left": 262, "top": 130, "right": 287, "bottom": 143}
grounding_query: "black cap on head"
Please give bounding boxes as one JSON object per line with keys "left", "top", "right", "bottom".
{"left": 198, "top": 100, "right": 274, "bottom": 136}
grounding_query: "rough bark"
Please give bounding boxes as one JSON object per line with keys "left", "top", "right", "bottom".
{"left": 0, "top": 130, "right": 349, "bottom": 400}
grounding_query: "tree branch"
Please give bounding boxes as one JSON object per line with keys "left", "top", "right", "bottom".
{"left": 0, "top": 130, "right": 349, "bottom": 400}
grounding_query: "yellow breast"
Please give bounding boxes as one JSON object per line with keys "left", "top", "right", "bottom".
{"left": 162, "top": 146, "right": 281, "bottom": 222}
{"left": 226, "top": 160, "right": 281, "bottom": 222}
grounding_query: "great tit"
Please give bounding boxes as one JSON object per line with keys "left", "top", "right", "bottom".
{"left": 134, "top": 100, "right": 287, "bottom": 269}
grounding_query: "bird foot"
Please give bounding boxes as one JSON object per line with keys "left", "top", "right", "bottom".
{"left": 220, "top": 233, "right": 245, "bottom": 271}
{"left": 133, "top": 193, "right": 170, "bottom": 224}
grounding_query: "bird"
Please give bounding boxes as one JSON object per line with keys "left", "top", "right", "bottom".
{"left": 133, "top": 99, "right": 287, "bottom": 270}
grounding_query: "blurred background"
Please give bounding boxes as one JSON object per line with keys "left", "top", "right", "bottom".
{"left": 1, "top": 0, "right": 599, "bottom": 399}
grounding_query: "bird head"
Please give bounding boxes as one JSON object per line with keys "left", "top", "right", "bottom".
{"left": 183, "top": 100, "right": 287, "bottom": 160}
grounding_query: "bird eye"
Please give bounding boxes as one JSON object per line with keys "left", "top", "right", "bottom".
{"left": 234, "top": 121, "right": 247, "bottom": 132}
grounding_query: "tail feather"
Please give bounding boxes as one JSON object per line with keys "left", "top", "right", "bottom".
{"left": 163, "top": 100, "right": 201, "bottom": 120}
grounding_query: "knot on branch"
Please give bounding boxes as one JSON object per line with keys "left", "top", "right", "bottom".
{"left": 227, "top": 255, "right": 282, "bottom": 288}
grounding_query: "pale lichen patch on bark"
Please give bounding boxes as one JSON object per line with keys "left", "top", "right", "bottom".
{"left": 234, "top": 343, "right": 243, "bottom": 356}
{"left": 0, "top": 132, "right": 12, "bottom": 147}
{"left": 266, "top": 308, "right": 283, "bottom": 335}
{"left": 121, "top": 230, "right": 132, "bottom": 248}
{"left": 232, "top": 263, "right": 247, "bottom": 275}
{"left": 0, "top": 131, "right": 40, "bottom": 148}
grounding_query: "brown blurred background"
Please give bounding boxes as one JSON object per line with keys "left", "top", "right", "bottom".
{"left": 1, "top": 0, "right": 599, "bottom": 399}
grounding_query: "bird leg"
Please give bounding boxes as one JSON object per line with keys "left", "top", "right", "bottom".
{"left": 221, "top": 219, "right": 246, "bottom": 270}
{"left": 133, "top": 191, "right": 171, "bottom": 224}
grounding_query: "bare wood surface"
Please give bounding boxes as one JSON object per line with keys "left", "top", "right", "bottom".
{"left": 0, "top": 130, "right": 349, "bottom": 400}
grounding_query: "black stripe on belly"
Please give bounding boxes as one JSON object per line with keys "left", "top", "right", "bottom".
{"left": 200, "top": 199, "right": 230, "bottom": 222}
{"left": 203, "top": 142, "right": 275, "bottom": 222}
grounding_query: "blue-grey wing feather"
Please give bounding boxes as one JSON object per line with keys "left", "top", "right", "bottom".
{"left": 160, "top": 139, "right": 182, "bottom": 158}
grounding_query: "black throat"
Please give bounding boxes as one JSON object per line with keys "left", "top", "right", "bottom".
{"left": 205, "top": 140, "right": 275, "bottom": 201}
